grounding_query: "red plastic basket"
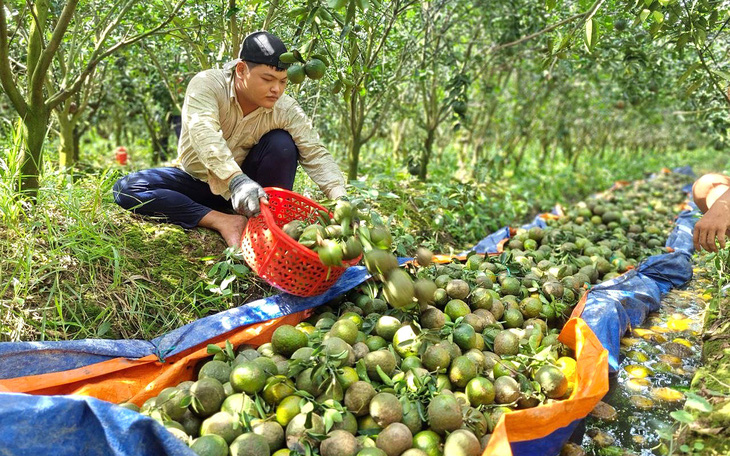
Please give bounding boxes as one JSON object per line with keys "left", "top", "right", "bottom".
{"left": 240, "top": 187, "right": 361, "bottom": 297}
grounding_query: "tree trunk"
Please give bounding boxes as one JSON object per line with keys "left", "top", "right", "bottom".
{"left": 58, "top": 114, "right": 77, "bottom": 168}
{"left": 512, "top": 138, "right": 529, "bottom": 172}
{"left": 73, "top": 125, "right": 81, "bottom": 163}
{"left": 20, "top": 107, "right": 50, "bottom": 197}
{"left": 348, "top": 138, "right": 362, "bottom": 181}
{"left": 114, "top": 114, "right": 125, "bottom": 149}
{"left": 140, "top": 106, "right": 164, "bottom": 165}
{"left": 419, "top": 127, "right": 435, "bottom": 181}
{"left": 390, "top": 119, "right": 407, "bottom": 159}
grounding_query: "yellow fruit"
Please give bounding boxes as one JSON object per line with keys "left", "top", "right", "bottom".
{"left": 556, "top": 357, "right": 577, "bottom": 382}
{"left": 276, "top": 395, "right": 301, "bottom": 427}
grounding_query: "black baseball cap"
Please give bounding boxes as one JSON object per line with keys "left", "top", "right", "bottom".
{"left": 239, "top": 31, "right": 289, "bottom": 70}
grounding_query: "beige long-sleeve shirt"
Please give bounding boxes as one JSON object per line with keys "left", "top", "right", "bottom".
{"left": 176, "top": 60, "right": 346, "bottom": 200}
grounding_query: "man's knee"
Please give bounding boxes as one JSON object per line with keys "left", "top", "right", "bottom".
{"left": 113, "top": 173, "right": 147, "bottom": 210}
{"left": 693, "top": 173, "right": 730, "bottom": 211}
{"left": 261, "top": 129, "right": 298, "bottom": 163}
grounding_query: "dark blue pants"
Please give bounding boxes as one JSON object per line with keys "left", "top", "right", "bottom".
{"left": 113, "top": 129, "right": 298, "bottom": 228}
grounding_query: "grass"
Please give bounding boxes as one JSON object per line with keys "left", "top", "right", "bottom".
{"left": 0, "top": 135, "right": 726, "bottom": 343}
{"left": 0, "top": 162, "right": 272, "bottom": 342}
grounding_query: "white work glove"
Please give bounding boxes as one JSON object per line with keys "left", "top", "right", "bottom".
{"left": 229, "top": 174, "right": 267, "bottom": 217}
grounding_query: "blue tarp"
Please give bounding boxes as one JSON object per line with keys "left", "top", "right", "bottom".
{"left": 579, "top": 191, "right": 698, "bottom": 371}
{"left": 0, "top": 393, "right": 195, "bottom": 456}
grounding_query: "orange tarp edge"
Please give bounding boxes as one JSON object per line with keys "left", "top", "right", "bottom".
{"left": 483, "top": 317, "right": 609, "bottom": 454}
{"left": 0, "top": 311, "right": 310, "bottom": 405}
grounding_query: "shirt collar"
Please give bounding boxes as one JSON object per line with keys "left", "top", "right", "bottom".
{"left": 223, "top": 59, "right": 274, "bottom": 114}
{"left": 224, "top": 59, "right": 239, "bottom": 101}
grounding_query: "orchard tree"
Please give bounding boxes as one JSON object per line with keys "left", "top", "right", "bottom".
{"left": 0, "top": 0, "right": 184, "bottom": 196}
{"left": 410, "top": 0, "right": 478, "bottom": 181}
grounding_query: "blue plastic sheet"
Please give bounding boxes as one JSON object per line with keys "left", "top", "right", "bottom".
{"left": 0, "top": 392, "right": 196, "bottom": 456}
{"left": 579, "top": 200, "right": 698, "bottom": 371}
{"left": 666, "top": 208, "right": 699, "bottom": 254}
{"left": 511, "top": 419, "right": 583, "bottom": 456}
{"left": 0, "top": 339, "right": 154, "bottom": 380}
{"left": 460, "top": 225, "right": 510, "bottom": 257}
{"left": 521, "top": 214, "right": 548, "bottom": 230}
{"left": 673, "top": 165, "right": 696, "bottom": 177}
{"left": 150, "top": 264, "right": 376, "bottom": 360}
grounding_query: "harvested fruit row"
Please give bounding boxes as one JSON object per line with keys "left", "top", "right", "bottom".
{"left": 118, "top": 172, "right": 693, "bottom": 456}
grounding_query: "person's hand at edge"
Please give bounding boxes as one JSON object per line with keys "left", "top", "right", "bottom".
{"left": 229, "top": 174, "right": 267, "bottom": 217}
{"left": 693, "top": 200, "right": 730, "bottom": 252}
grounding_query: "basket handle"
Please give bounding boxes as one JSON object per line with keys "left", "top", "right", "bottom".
{"left": 259, "top": 195, "right": 276, "bottom": 227}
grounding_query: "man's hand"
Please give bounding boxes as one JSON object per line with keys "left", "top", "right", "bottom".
{"left": 229, "top": 174, "right": 267, "bottom": 217}
{"left": 694, "top": 200, "right": 730, "bottom": 252}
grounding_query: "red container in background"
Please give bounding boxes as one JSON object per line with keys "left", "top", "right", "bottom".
{"left": 115, "top": 147, "right": 128, "bottom": 165}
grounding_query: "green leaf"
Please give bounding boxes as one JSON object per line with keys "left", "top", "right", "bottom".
{"left": 711, "top": 69, "right": 730, "bottom": 82}
{"left": 695, "top": 28, "right": 706, "bottom": 47}
{"left": 232, "top": 264, "right": 249, "bottom": 277}
{"left": 328, "top": 0, "right": 348, "bottom": 9}
{"left": 191, "top": 396, "right": 204, "bottom": 414}
{"left": 678, "top": 62, "right": 701, "bottom": 84}
{"left": 305, "top": 410, "right": 313, "bottom": 429}
{"left": 356, "top": 359, "right": 369, "bottom": 381}
{"left": 301, "top": 401, "right": 315, "bottom": 414}
{"left": 208, "top": 262, "right": 222, "bottom": 278}
{"left": 220, "top": 274, "right": 237, "bottom": 290}
{"left": 639, "top": 9, "right": 651, "bottom": 23}
{"left": 546, "top": 0, "right": 556, "bottom": 11}
{"left": 684, "top": 80, "right": 703, "bottom": 98}
{"left": 670, "top": 410, "right": 695, "bottom": 424}
{"left": 254, "top": 395, "right": 267, "bottom": 418}
{"left": 651, "top": 11, "right": 664, "bottom": 24}
{"left": 684, "top": 392, "right": 713, "bottom": 412}
{"left": 680, "top": 444, "right": 690, "bottom": 452}
{"left": 376, "top": 365, "right": 394, "bottom": 386}
{"left": 179, "top": 395, "right": 192, "bottom": 408}
{"left": 97, "top": 321, "right": 112, "bottom": 337}
{"left": 207, "top": 344, "right": 223, "bottom": 355}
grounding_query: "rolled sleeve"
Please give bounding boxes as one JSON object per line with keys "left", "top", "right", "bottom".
{"left": 280, "top": 100, "right": 346, "bottom": 199}
{"left": 184, "top": 75, "right": 242, "bottom": 190}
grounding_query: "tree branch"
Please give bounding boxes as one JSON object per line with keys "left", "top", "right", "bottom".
{"left": 682, "top": 0, "right": 730, "bottom": 107}
{"left": 46, "top": 0, "right": 187, "bottom": 110}
{"left": 141, "top": 41, "right": 182, "bottom": 112}
{"left": 31, "top": 0, "right": 79, "bottom": 95}
{"left": 489, "top": 0, "right": 606, "bottom": 53}
{"left": 0, "top": 0, "right": 27, "bottom": 116}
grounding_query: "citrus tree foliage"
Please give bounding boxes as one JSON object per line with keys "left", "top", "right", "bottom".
{"left": 0, "top": 0, "right": 184, "bottom": 195}
{"left": 1, "top": 0, "right": 729, "bottom": 195}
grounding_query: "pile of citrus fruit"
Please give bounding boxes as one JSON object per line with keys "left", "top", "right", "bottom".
{"left": 119, "top": 172, "right": 692, "bottom": 456}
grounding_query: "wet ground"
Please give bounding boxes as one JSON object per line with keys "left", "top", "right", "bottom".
{"left": 578, "top": 275, "right": 708, "bottom": 455}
